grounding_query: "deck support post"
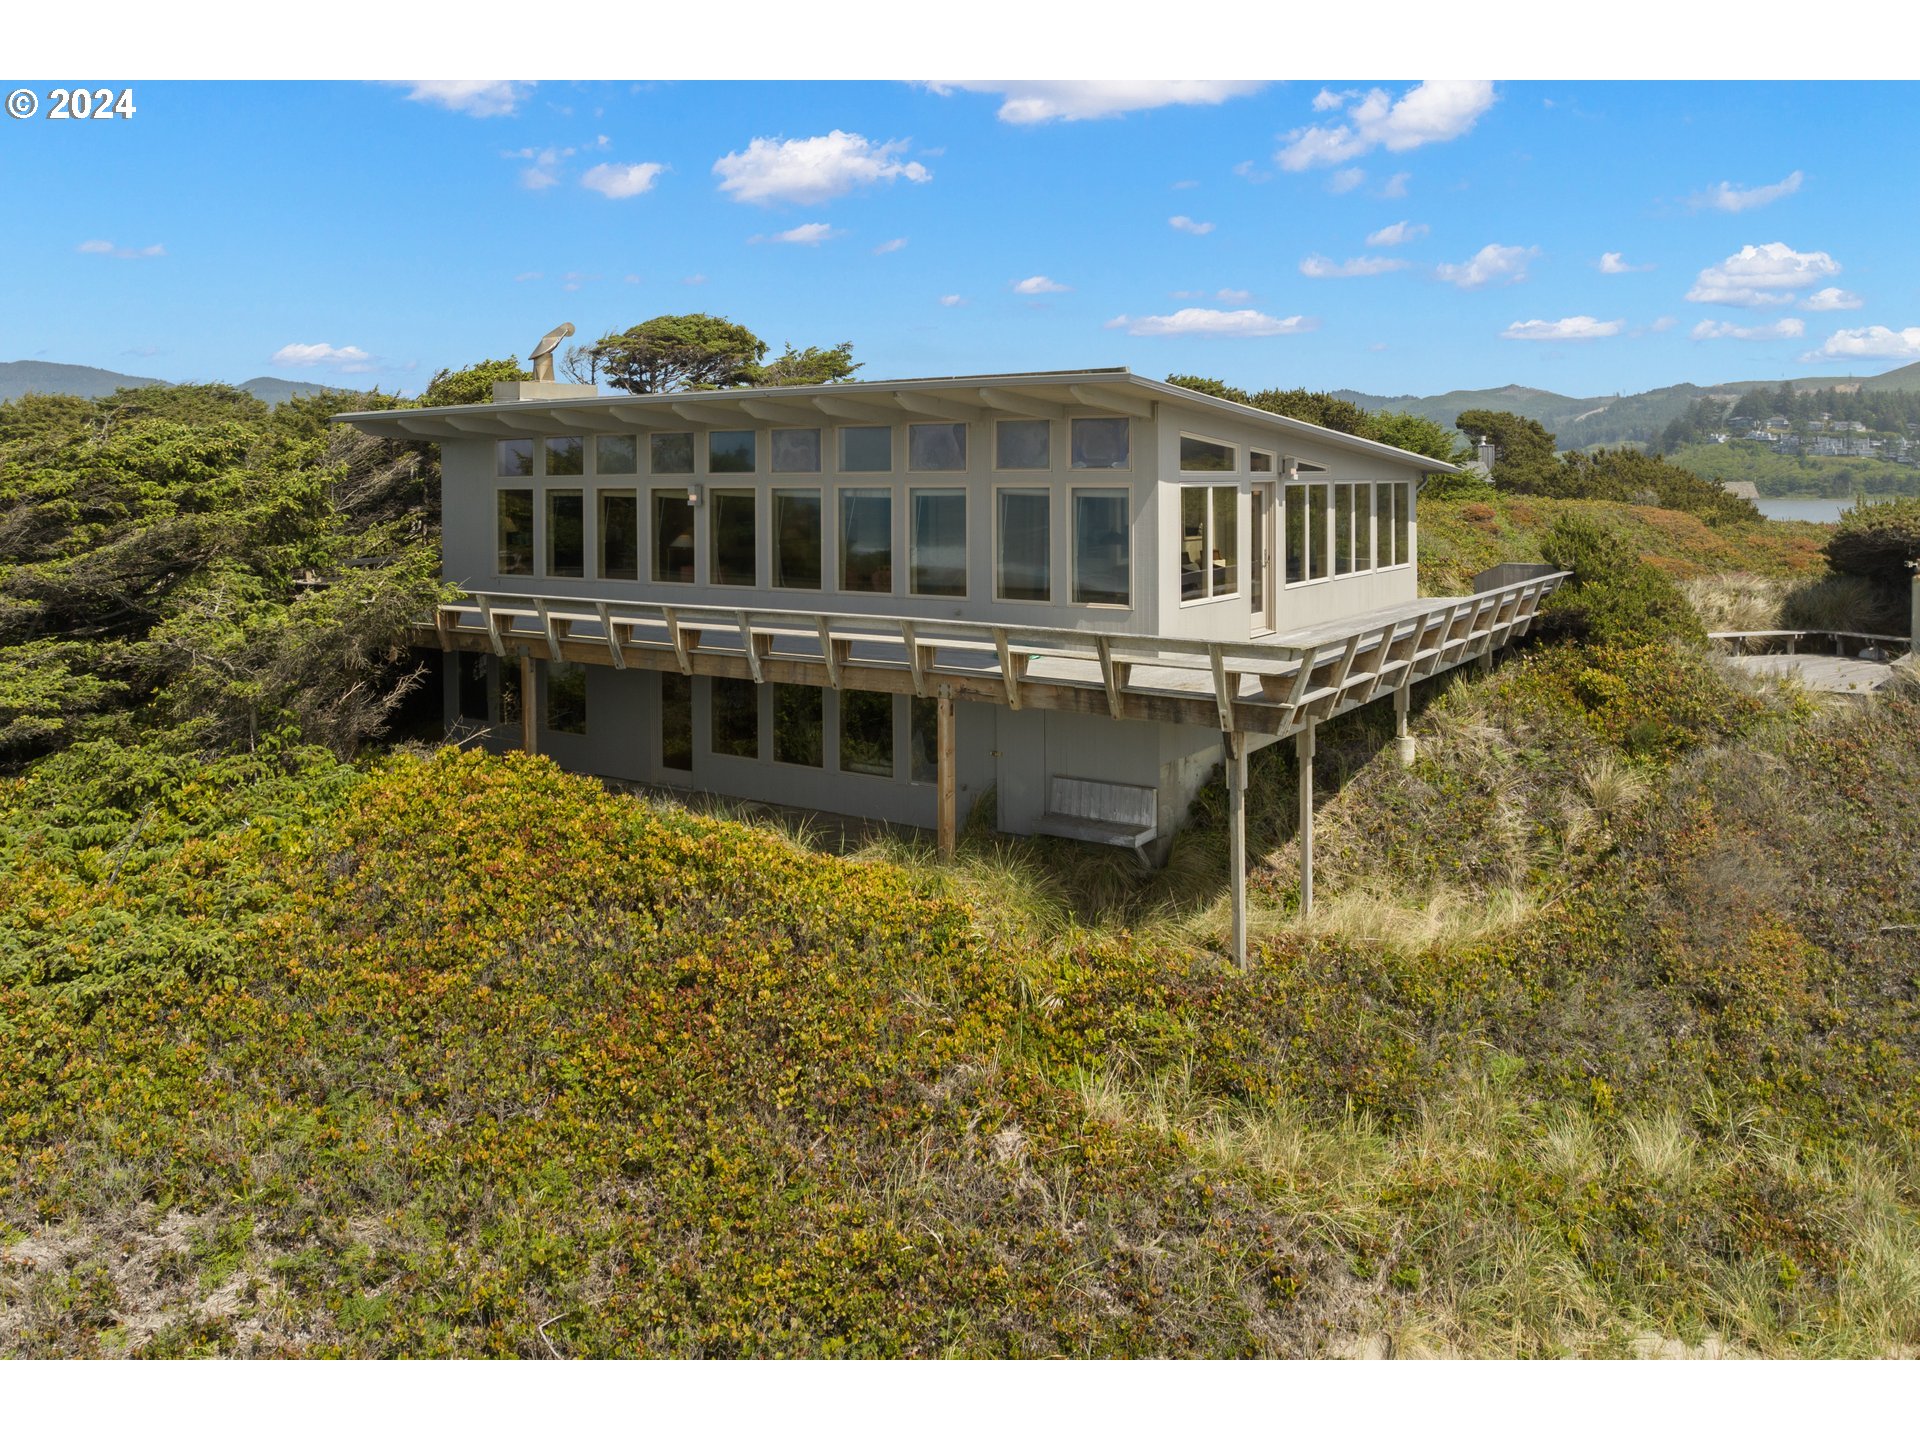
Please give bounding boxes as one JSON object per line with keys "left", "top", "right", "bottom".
{"left": 1394, "top": 684, "right": 1415, "bottom": 767}
{"left": 518, "top": 648, "right": 537, "bottom": 755}
{"left": 1909, "top": 562, "right": 1919, "bottom": 652}
{"left": 1297, "top": 723, "right": 1316, "bottom": 918}
{"left": 936, "top": 685, "right": 956, "bottom": 859}
{"left": 1227, "top": 732, "right": 1248, "bottom": 971}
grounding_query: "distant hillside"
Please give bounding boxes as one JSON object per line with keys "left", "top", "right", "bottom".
{"left": 0, "top": 360, "right": 341, "bottom": 406}
{"left": 1337, "top": 362, "right": 1920, "bottom": 451}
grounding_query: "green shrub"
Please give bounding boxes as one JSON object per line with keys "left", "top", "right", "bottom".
{"left": 1538, "top": 515, "right": 1705, "bottom": 647}
{"left": 1826, "top": 495, "right": 1920, "bottom": 585}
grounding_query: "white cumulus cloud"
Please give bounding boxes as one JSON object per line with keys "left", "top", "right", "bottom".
{"left": 1691, "top": 318, "right": 1806, "bottom": 341}
{"left": 1686, "top": 242, "right": 1840, "bottom": 306}
{"left": 1366, "top": 221, "right": 1428, "bottom": 247}
{"left": 1501, "top": 316, "right": 1624, "bottom": 342}
{"left": 1597, "top": 251, "right": 1653, "bottom": 274}
{"left": 1691, "top": 170, "right": 1803, "bottom": 213}
{"left": 1380, "top": 172, "right": 1411, "bottom": 198}
{"left": 1277, "top": 80, "right": 1496, "bottom": 170}
{"left": 272, "top": 342, "right": 374, "bottom": 371}
{"left": 1326, "top": 168, "right": 1367, "bottom": 194}
{"left": 1168, "top": 215, "right": 1215, "bottom": 235}
{"left": 1435, "top": 243, "right": 1538, "bottom": 289}
{"left": 1300, "top": 254, "right": 1409, "bottom": 278}
{"left": 1012, "top": 275, "right": 1070, "bottom": 295}
{"left": 930, "top": 81, "right": 1263, "bottom": 125}
{"left": 398, "top": 81, "right": 530, "bottom": 118}
{"left": 1802, "top": 326, "right": 1920, "bottom": 361}
{"left": 1106, "top": 308, "right": 1318, "bottom": 338}
{"left": 580, "top": 162, "right": 664, "bottom": 199}
{"left": 1801, "top": 287, "right": 1862, "bottom": 311}
{"left": 712, "top": 131, "right": 930, "bottom": 206}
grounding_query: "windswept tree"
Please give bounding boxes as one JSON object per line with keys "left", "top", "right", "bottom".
{"left": 574, "top": 314, "right": 770, "bottom": 393}
{"left": 416, "top": 357, "right": 532, "bottom": 409}
{"left": 756, "top": 341, "right": 861, "bottom": 388}
{"left": 1455, "top": 408, "right": 1560, "bottom": 490}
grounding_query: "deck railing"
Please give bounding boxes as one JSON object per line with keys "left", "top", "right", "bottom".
{"left": 417, "top": 570, "right": 1566, "bottom": 740}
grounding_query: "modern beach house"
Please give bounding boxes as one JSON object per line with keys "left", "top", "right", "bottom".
{"left": 336, "top": 365, "right": 1560, "bottom": 958}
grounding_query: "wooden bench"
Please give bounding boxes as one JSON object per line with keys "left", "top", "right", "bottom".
{"left": 1036, "top": 776, "right": 1158, "bottom": 854}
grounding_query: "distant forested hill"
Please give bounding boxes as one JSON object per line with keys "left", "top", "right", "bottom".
{"left": 0, "top": 360, "right": 342, "bottom": 406}
{"left": 1337, "top": 363, "right": 1920, "bottom": 452}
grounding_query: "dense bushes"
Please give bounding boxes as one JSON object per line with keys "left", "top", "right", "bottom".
{"left": 1827, "top": 495, "right": 1920, "bottom": 585}
{"left": 1539, "top": 514, "right": 1706, "bottom": 647}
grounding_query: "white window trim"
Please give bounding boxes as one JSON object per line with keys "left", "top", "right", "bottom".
{"left": 991, "top": 485, "right": 1054, "bottom": 605}
{"left": 833, "top": 483, "right": 897, "bottom": 597}
{"left": 906, "top": 484, "right": 969, "bottom": 599}
{"left": 496, "top": 438, "right": 535, "bottom": 480}
{"left": 1283, "top": 480, "right": 1336, "bottom": 591}
{"left": 1176, "top": 432, "right": 1239, "bottom": 477}
{"left": 835, "top": 424, "right": 895, "bottom": 476}
{"left": 1176, "top": 481, "right": 1241, "bottom": 607}
{"left": 768, "top": 486, "right": 826, "bottom": 594}
{"left": 1069, "top": 484, "right": 1133, "bottom": 610}
{"left": 540, "top": 435, "right": 587, "bottom": 482}
{"left": 991, "top": 418, "right": 1053, "bottom": 473}
{"left": 707, "top": 486, "right": 761, "bottom": 588}
{"left": 705, "top": 427, "right": 760, "bottom": 480}
{"left": 905, "top": 422, "right": 971, "bottom": 475}
{"left": 650, "top": 486, "right": 699, "bottom": 586}
{"left": 594, "top": 487, "right": 641, "bottom": 583}
{"left": 1068, "top": 415, "right": 1133, "bottom": 472}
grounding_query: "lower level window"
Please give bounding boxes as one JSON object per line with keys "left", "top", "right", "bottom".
{"left": 839, "top": 690, "right": 894, "bottom": 777}
{"left": 545, "top": 661, "right": 587, "bottom": 735}
{"left": 457, "top": 653, "right": 489, "bottom": 722}
{"left": 660, "top": 672, "right": 692, "bottom": 771}
{"left": 908, "top": 697, "right": 939, "bottom": 785}
{"left": 711, "top": 677, "right": 759, "bottom": 758}
{"left": 1072, "top": 489, "right": 1130, "bottom": 606}
{"left": 773, "top": 684, "right": 824, "bottom": 767}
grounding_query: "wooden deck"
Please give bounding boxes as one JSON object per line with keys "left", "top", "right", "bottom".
{"left": 416, "top": 570, "right": 1566, "bottom": 743}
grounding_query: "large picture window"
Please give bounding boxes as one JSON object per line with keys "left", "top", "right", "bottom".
{"left": 652, "top": 490, "right": 695, "bottom": 582}
{"left": 772, "top": 489, "right": 821, "bottom": 589}
{"left": 1333, "top": 485, "right": 1356, "bottom": 576}
{"left": 1178, "top": 485, "right": 1238, "bottom": 601}
{"left": 908, "top": 422, "right": 967, "bottom": 472}
{"left": 995, "top": 419, "right": 1050, "bottom": 471}
{"left": 996, "top": 489, "right": 1050, "bottom": 602}
{"left": 1284, "top": 483, "right": 1306, "bottom": 585}
{"left": 710, "top": 490, "right": 757, "bottom": 586}
{"left": 599, "top": 491, "right": 639, "bottom": 581}
{"left": 497, "top": 489, "right": 533, "bottom": 575}
{"left": 839, "top": 488, "right": 893, "bottom": 593}
{"left": 1393, "top": 482, "right": 1411, "bottom": 567}
{"left": 1307, "top": 485, "right": 1330, "bottom": 581}
{"left": 910, "top": 489, "right": 966, "bottom": 597}
{"left": 839, "top": 690, "right": 894, "bottom": 778}
{"left": 547, "top": 490, "right": 584, "bottom": 578}
{"left": 711, "top": 677, "right": 759, "bottom": 758}
{"left": 1070, "top": 417, "right": 1129, "bottom": 470}
{"left": 1072, "top": 489, "right": 1130, "bottom": 606}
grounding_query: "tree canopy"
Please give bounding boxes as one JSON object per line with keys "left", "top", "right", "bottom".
{"left": 578, "top": 314, "right": 769, "bottom": 394}
{"left": 417, "top": 357, "right": 532, "bottom": 409}
{"left": 1164, "top": 375, "right": 1465, "bottom": 464}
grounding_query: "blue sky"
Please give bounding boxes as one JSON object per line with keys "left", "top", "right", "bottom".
{"left": 4, "top": 78, "right": 1918, "bottom": 399}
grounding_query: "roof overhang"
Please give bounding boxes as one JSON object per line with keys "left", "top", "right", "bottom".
{"left": 333, "top": 367, "right": 1457, "bottom": 474}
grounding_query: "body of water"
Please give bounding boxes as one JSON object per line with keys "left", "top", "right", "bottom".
{"left": 1755, "top": 497, "right": 1855, "bottom": 524}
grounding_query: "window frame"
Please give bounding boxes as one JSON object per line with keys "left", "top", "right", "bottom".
{"left": 770, "top": 426, "right": 823, "bottom": 475}
{"left": 496, "top": 488, "right": 534, "bottom": 576}
{"left": 835, "top": 484, "right": 895, "bottom": 595}
{"left": 906, "top": 421, "right": 969, "bottom": 474}
{"left": 837, "top": 424, "right": 893, "bottom": 474}
{"left": 770, "top": 487, "right": 824, "bottom": 593}
{"left": 542, "top": 435, "right": 585, "bottom": 479}
{"left": 545, "top": 488, "right": 585, "bottom": 579}
{"left": 1069, "top": 485, "right": 1132, "bottom": 609}
{"left": 993, "top": 417, "right": 1052, "bottom": 472}
{"left": 708, "top": 487, "right": 759, "bottom": 588}
{"left": 496, "top": 438, "right": 534, "bottom": 478}
{"left": 907, "top": 485, "right": 968, "bottom": 599}
{"left": 992, "top": 486, "right": 1053, "bottom": 605}
{"left": 651, "top": 488, "right": 697, "bottom": 585}
{"left": 707, "top": 428, "right": 758, "bottom": 476}
{"left": 597, "top": 488, "right": 640, "bottom": 582}
{"left": 1176, "top": 482, "right": 1240, "bottom": 605}
{"left": 648, "top": 431, "right": 696, "bottom": 476}
{"left": 1069, "top": 415, "right": 1131, "bottom": 472}
{"left": 595, "top": 434, "right": 639, "bottom": 477}
{"left": 1177, "top": 433, "right": 1238, "bottom": 475}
